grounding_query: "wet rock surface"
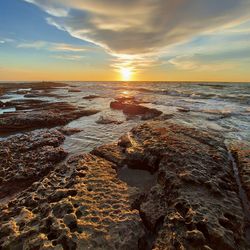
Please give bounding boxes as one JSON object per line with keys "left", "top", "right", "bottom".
{"left": 110, "top": 96, "right": 162, "bottom": 120}
{"left": 0, "top": 101, "right": 99, "bottom": 133}
{"left": 0, "top": 129, "right": 67, "bottom": 200}
{"left": 0, "top": 121, "right": 249, "bottom": 249}
{"left": 0, "top": 82, "right": 99, "bottom": 134}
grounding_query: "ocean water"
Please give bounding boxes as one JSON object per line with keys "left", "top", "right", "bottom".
{"left": 0, "top": 82, "right": 249, "bottom": 154}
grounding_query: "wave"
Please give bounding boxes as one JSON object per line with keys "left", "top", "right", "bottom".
{"left": 132, "top": 87, "right": 250, "bottom": 105}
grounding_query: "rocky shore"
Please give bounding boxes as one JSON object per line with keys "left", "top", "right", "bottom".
{"left": 1, "top": 82, "right": 250, "bottom": 249}
{"left": 0, "top": 100, "right": 98, "bottom": 133}
{"left": 0, "top": 121, "right": 249, "bottom": 249}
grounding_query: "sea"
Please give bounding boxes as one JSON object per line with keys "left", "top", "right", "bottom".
{"left": 0, "top": 81, "right": 249, "bottom": 154}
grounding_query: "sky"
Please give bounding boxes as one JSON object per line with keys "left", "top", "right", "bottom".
{"left": 0, "top": 0, "right": 250, "bottom": 82}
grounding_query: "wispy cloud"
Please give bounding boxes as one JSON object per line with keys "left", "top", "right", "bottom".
{"left": 52, "top": 43, "right": 86, "bottom": 52}
{"left": 17, "top": 40, "right": 87, "bottom": 52}
{"left": 17, "top": 40, "right": 46, "bottom": 49}
{"left": 23, "top": 0, "right": 68, "bottom": 17}
{"left": 168, "top": 55, "right": 233, "bottom": 71}
{"left": 24, "top": 0, "right": 250, "bottom": 71}
{"left": 0, "top": 38, "right": 15, "bottom": 44}
{"left": 52, "top": 54, "right": 84, "bottom": 60}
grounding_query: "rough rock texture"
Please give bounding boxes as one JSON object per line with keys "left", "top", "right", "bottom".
{"left": 231, "top": 142, "right": 250, "bottom": 201}
{"left": 1, "top": 121, "right": 249, "bottom": 249}
{"left": 92, "top": 121, "right": 249, "bottom": 249}
{"left": 0, "top": 129, "right": 67, "bottom": 200}
{"left": 0, "top": 101, "right": 99, "bottom": 133}
{"left": 83, "top": 95, "right": 100, "bottom": 100}
{"left": 0, "top": 154, "right": 144, "bottom": 249}
{"left": 110, "top": 96, "right": 162, "bottom": 120}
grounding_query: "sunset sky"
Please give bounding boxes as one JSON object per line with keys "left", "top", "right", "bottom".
{"left": 0, "top": 0, "right": 250, "bottom": 82}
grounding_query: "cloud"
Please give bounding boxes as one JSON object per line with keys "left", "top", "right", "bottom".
{"left": 52, "top": 43, "right": 86, "bottom": 52}
{"left": 17, "top": 41, "right": 47, "bottom": 49}
{"left": 168, "top": 55, "right": 234, "bottom": 72}
{"left": 24, "top": 0, "right": 250, "bottom": 70}
{"left": 17, "top": 40, "right": 87, "bottom": 52}
{"left": 24, "top": 0, "right": 68, "bottom": 17}
{"left": 0, "top": 38, "right": 15, "bottom": 44}
{"left": 52, "top": 54, "right": 84, "bottom": 60}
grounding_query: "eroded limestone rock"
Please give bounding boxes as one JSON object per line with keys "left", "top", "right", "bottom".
{"left": 0, "top": 129, "right": 67, "bottom": 200}
{"left": 1, "top": 121, "right": 249, "bottom": 249}
{"left": 92, "top": 121, "right": 249, "bottom": 249}
{"left": 0, "top": 154, "right": 144, "bottom": 249}
{"left": 0, "top": 101, "right": 99, "bottom": 133}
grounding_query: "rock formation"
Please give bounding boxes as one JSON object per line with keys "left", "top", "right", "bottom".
{"left": 0, "top": 100, "right": 99, "bottom": 133}
{"left": 0, "top": 154, "right": 144, "bottom": 249}
{"left": 0, "top": 129, "right": 67, "bottom": 201}
{"left": 110, "top": 96, "right": 162, "bottom": 120}
{"left": 93, "top": 121, "right": 249, "bottom": 249}
{"left": 0, "top": 121, "right": 249, "bottom": 249}
{"left": 82, "top": 95, "right": 100, "bottom": 100}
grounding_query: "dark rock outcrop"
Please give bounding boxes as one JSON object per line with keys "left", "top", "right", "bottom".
{"left": 0, "top": 101, "right": 99, "bottom": 133}
{"left": 0, "top": 81, "right": 67, "bottom": 99}
{"left": 83, "top": 95, "right": 100, "bottom": 100}
{"left": 110, "top": 96, "right": 162, "bottom": 120}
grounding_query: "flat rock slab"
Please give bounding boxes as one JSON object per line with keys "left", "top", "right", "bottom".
{"left": 0, "top": 101, "right": 99, "bottom": 133}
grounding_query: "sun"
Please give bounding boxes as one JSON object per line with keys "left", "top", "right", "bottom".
{"left": 120, "top": 67, "right": 132, "bottom": 81}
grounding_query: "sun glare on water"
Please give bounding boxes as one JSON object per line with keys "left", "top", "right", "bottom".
{"left": 120, "top": 67, "right": 132, "bottom": 81}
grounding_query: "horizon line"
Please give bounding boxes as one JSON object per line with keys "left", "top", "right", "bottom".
{"left": 0, "top": 80, "right": 250, "bottom": 84}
